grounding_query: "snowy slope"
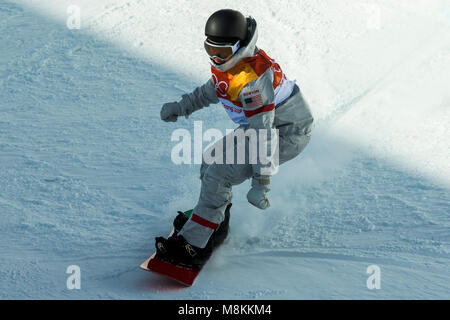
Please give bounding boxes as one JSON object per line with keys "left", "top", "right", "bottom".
{"left": 0, "top": 0, "right": 449, "bottom": 299}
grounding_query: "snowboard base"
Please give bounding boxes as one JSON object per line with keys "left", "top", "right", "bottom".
{"left": 140, "top": 255, "right": 199, "bottom": 287}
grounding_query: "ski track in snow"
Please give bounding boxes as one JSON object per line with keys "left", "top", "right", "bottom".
{"left": 0, "top": 0, "right": 449, "bottom": 299}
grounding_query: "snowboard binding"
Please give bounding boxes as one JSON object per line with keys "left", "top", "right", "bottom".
{"left": 155, "top": 203, "right": 232, "bottom": 269}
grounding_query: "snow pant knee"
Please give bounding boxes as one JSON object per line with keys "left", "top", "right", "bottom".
{"left": 180, "top": 160, "right": 252, "bottom": 248}
{"left": 278, "top": 129, "right": 312, "bottom": 165}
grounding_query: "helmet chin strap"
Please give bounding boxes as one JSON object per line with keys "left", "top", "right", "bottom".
{"left": 210, "top": 23, "right": 259, "bottom": 72}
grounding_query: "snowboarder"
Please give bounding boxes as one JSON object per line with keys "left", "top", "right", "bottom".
{"left": 156, "top": 9, "right": 314, "bottom": 269}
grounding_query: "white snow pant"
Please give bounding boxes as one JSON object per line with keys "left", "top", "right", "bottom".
{"left": 179, "top": 88, "right": 313, "bottom": 248}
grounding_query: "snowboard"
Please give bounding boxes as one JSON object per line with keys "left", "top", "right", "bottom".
{"left": 140, "top": 209, "right": 201, "bottom": 286}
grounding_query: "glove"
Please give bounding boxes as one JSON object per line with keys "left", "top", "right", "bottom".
{"left": 160, "top": 101, "right": 182, "bottom": 122}
{"left": 247, "top": 177, "right": 271, "bottom": 210}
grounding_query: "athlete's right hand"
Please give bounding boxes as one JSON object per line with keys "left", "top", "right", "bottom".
{"left": 160, "top": 102, "right": 181, "bottom": 122}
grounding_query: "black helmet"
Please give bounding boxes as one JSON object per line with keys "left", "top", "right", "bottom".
{"left": 205, "top": 9, "right": 249, "bottom": 44}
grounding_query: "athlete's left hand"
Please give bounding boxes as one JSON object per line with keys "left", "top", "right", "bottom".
{"left": 247, "top": 178, "right": 270, "bottom": 210}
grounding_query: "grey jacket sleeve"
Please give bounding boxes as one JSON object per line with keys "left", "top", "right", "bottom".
{"left": 238, "top": 69, "right": 278, "bottom": 180}
{"left": 178, "top": 78, "right": 219, "bottom": 117}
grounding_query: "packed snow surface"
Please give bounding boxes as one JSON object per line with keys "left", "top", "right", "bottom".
{"left": 0, "top": 0, "right": 449, "bottom": 299}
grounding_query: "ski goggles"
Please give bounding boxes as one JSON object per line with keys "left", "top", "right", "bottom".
{"left": 204, "top": 39, "right": 241, "bottom": 62}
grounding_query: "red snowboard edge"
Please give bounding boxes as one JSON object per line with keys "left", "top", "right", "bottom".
{"left": 145, "top": 256, "right": 199, "bottom": 286}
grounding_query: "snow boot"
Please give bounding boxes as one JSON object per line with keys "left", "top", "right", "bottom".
{"left": 209, "top": 202, "right": 231, "bottom": 248}
{"left": 173, "top": 203, "right": 231, "bottom": 248}
{"left": 155, "top": 203, "right": 232, "bottom": 269}
{"left": 155, "top": 234, "right": 212, "bottom": 270}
